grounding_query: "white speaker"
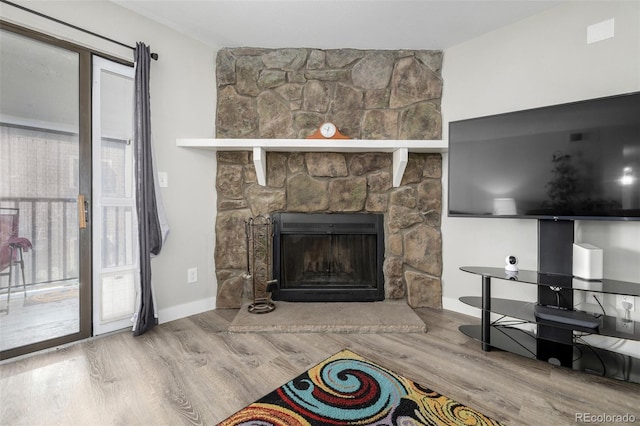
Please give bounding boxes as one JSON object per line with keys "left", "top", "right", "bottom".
{"left": 572, "top": 243, "right": 603, "bottom": 280}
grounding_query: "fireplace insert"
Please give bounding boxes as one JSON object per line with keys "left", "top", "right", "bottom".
{"left": 272, "top": 212, "right": 384, "bottom": 302}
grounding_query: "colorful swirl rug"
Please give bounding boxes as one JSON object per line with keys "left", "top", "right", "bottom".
{"left": 218, "top": 349, "right": 504, "bottom": 425}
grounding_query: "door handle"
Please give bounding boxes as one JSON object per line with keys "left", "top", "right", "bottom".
{"left": 78, "top": 194, "right": 89, "bottom": 229}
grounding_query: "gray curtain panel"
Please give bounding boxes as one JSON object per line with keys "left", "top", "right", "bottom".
{"left": 133, "top": 42, "right": 162, "bottom": 336}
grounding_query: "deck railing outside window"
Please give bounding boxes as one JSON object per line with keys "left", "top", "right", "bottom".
{"left": 1, "top": 197, "right": 78, "bottom": 286}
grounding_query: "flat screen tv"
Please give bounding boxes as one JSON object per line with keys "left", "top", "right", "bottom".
{"left": 448, "top": 92, "right": 640, "bottom": 221}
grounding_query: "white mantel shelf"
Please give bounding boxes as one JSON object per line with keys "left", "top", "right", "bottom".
{"left": 177, "top": 138, "right": 448, "bottom": 187}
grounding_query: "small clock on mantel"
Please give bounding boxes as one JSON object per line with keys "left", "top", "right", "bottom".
{"left": 306, "top": 122, "right": 350, "bottom": 139}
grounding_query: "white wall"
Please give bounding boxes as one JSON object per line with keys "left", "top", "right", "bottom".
{"left": 1, "top": 1, "right": 219, "bottom": 323}
{"left": 442, "top": 0, "right": 640, "bottom": 327}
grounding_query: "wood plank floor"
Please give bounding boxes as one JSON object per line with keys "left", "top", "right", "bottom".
{"left": 1, "top": 307, "right": 638, "bottom": 425}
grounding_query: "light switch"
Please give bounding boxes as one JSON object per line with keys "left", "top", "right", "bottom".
{"left": 158, "top": 172, "right": 168, "bottom": 188}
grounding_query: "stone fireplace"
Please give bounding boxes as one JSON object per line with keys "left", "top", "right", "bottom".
{"left": 214, "top": 47, "right": 443, "bottom": 309}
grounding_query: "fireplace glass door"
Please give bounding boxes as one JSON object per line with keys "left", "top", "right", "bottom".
{"left": 281, "top": 234, "right": 376, "bottom": 290}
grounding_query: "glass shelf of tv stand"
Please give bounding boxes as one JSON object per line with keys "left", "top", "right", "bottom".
{"left": 458, "top": 324, "right": 639, "bottom": 383}
{"left": 460, "top": 266, "right": 640, "bottom": 297}
{"left": 459, "top": 297, "right": 640, "bottom": 341}
{"left": 459, "top": 266, "right": 640, "bottom": 342}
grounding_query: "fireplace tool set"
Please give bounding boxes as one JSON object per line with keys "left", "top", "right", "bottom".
{"left": 244, "top": 216, "right": 277, "bottom": 314}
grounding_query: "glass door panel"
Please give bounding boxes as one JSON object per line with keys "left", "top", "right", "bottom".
{"left": 0, "top": 28, "right": 84, "bottom": 353}
{"left": 92, "top": 57, "right": 137, "bottom": 335}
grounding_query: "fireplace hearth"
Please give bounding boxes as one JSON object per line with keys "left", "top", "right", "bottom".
{"left": 272, "top": 212, "right": 384, "bottom": 302}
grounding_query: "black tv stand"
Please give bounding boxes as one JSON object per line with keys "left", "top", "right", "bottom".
{"left": 459, "top": 266, "right": 640, "bottom": 384}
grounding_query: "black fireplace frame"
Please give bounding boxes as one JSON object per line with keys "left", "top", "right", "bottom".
{"left": 272, "top": 212, "right": 385, "bottom": 302}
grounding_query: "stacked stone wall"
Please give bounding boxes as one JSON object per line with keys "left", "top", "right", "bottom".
{"left": 216, "top": 48, "right": 442, "bottom": 140}
{"left": 214, "top": 48, "right": 444, "bottom": 309}
{"left": 215, "top": 151, "right": 442, "bottom": 309}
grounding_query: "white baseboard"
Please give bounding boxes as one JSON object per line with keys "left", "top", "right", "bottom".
{"left": 442, "top": 296, "right": 481, "bottom": 318}
{"left": 158, "top": 297, "right": 216, "bottom": 324}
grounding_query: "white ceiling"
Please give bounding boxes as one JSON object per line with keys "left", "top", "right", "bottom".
{"left": 114, "top": 0, "right": 565, "bottom": 50}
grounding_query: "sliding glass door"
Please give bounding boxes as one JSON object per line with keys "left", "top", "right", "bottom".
{"left": 0, "top": 24, "right": 91, "bottom": 358}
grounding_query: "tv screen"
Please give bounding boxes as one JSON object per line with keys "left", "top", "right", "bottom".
{"left": 448, "top": 92, "right": 640, "bottom": 221}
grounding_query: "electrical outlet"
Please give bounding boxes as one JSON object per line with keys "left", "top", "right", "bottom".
{"left": 616, "top": 317, "right": 635, "bottom": 334}
{"left": 616, "top": 295, "right": 636, "bottom": 311}
{"left": 187, "top": 267, "right": 198, "bottom": 284}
